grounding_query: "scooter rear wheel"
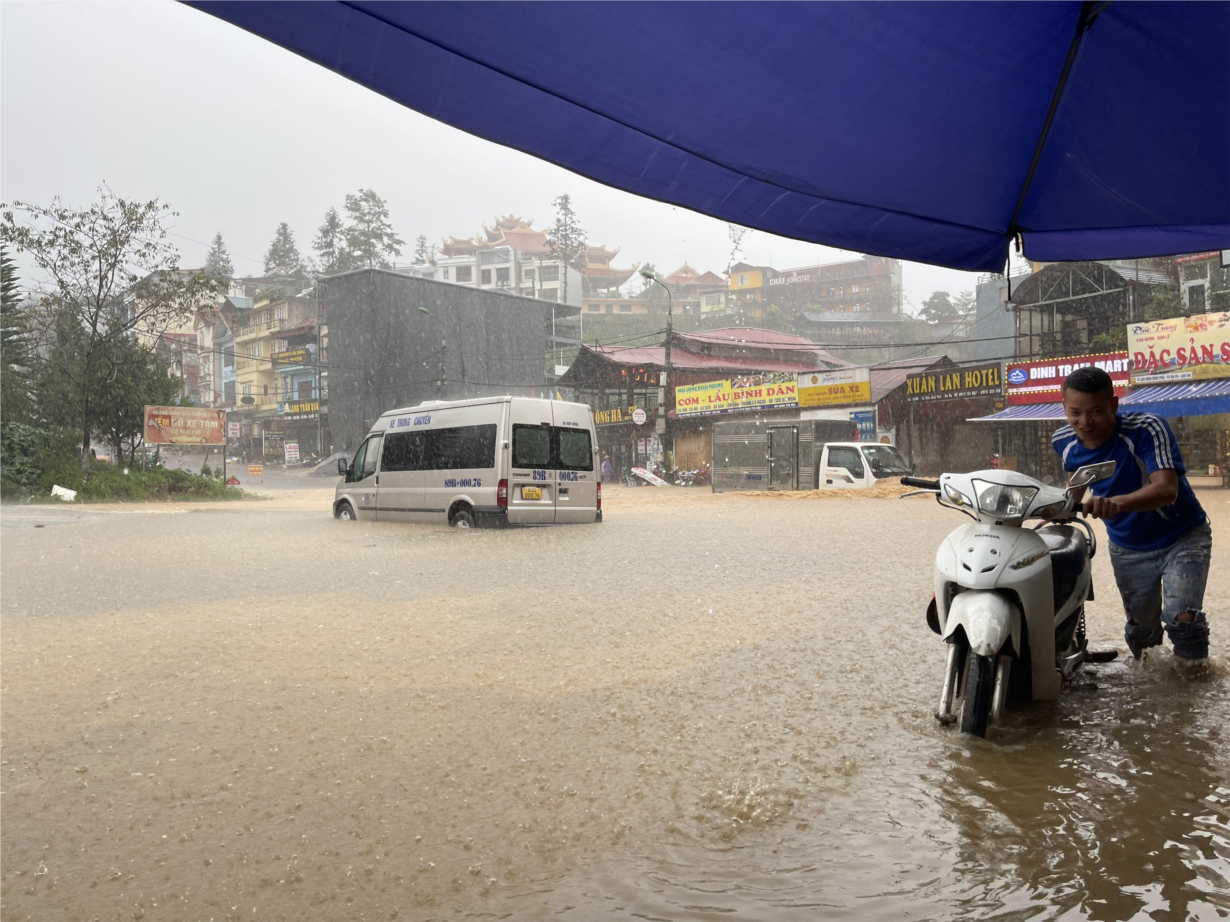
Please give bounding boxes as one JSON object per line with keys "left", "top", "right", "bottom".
{"left": 960, "top": 653, "right": 996, "bottom": 738}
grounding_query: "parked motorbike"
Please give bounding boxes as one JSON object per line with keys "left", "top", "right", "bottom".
{"left": 900, "top": 461, "right": 1118, "bottom": 738}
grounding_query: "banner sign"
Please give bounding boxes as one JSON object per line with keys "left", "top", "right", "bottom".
{"left": 272, "top": 348, "right": 311, "bottom": 367}
{"left": 675, "top": 372, "right": 797, "bottom": 417}
{"left": 284, "top": 441, "right": 300, "bottom": 463}
{"left": 594, "top": 405, "right": 642, "bottom": 426}
{"left": 143, "top": 406, "right": 226, "bottom": 445}
{"left": 906, "top": 363, "right": 1002, "bottom": 402}
{"left": 797, "top": 367, "right": 871, "bottom": 407}
{"left": 1005, "top": 352, "right": 1129, "bottom": 404}
{"left": 850, "top": 409, "right": 876, "bottom": 441}
{"left": 1127, "top": 312, "right": 1230, "bottom": 384}
{"left": 227, "top": 422, "right": 241, "bottom": 439}
{"left": 284, "top": 399, "right": 319, "bottom": 421}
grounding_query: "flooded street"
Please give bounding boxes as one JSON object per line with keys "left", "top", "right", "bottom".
{"left": 2, "top": 487, "right": 1228, "bottom": 921}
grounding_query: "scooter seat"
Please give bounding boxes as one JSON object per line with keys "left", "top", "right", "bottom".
{"left": 1037, "top": 524, "right": 1089, "bottom": 613}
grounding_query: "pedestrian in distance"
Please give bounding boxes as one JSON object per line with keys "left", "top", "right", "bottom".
{"left": 601, "top": 454, "right": 614, "bottom": 484}
{"left": 1053, "top": 366, "right": 1212, "bottom": 661}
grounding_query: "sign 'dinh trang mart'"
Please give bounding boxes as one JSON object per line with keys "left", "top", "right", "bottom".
{"left": 1127, "top": 311, "right": 1230, "bottom": 384}
{"left": 143, "top": 406, "right": 226, "bottom": 445}
{"left": 797, "top": 367, "right": 871, "bottom": 407}
{"left": 905, "top": 362, "right": 1002, "bottom": 402}
{"left": 1005, "top": 352, "right": 1129, "bottom": 405}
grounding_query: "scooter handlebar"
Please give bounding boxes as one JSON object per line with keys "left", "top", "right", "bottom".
{"left": 900, "top": 476, "right": 941, "bottom": 490}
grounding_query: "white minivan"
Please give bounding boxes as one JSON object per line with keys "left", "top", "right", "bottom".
{"left": 334, "top": 396, "right": 601, "bottom": 526}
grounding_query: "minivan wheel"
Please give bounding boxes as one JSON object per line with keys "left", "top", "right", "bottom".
{"left": 450, "top": 508, "right": 476, "bottom": 529}
{"left": 336, "top": 502, "right": 356, "bottom": 520}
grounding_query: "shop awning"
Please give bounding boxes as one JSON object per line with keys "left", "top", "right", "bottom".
{"left": 1121, "top": 380, "right": 1230, "bottom": 418}
{"left": 968, "top": 403, "right": 1066, "bottom": 422}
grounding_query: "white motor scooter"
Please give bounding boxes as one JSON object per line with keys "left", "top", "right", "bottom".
{"left": 900, "top": 461, "right": 1118, "bottom": 738}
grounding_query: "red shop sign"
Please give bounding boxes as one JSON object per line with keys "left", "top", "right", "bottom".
{"left": 1005, "top": 352, "right": 1130, "bottom": 405}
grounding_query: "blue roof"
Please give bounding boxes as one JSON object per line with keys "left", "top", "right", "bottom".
{"left": 1121, "top": 379, "right": 1230, "bottom": 418}
{"left": 969, "top": 402, "right": 1067, "bottom": 422}
{"left": 188, "top": 2, "right": 1229, "bottom": 272}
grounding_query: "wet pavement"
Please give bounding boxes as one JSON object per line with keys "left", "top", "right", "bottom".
{"left": 2, "top": 486, "right": 1228, "bottom": 920}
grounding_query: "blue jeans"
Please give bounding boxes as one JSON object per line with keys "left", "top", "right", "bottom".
{"left": 1108, "top": 520, "right": 1213, "bottom": 659}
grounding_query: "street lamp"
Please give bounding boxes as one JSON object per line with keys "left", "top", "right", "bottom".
{"left": 417, "top": 306, "right": 447, "bottom": 398}
{"left": 639, "top": 266, "right": 673, "bottom": 473}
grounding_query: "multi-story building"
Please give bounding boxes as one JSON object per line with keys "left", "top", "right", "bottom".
{"left": 770, "top": 255, "right": 903, "bottom": 315}
{"left": 414, "top": 215, "right": 638, "bottom": 307}
{"left": 727, "top": 262, "right": 774, "bottom": 311}
{"left": 232, "top": 293, "right": 320, "bottom": 459}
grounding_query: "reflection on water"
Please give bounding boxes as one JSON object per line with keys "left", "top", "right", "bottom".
{"left": 1, "top": 487, "right": 1226, "bottom": 920}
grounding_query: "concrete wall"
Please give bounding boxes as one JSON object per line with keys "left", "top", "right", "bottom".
{"left": 321, "top": 269, "right": 551, "bottom": 451}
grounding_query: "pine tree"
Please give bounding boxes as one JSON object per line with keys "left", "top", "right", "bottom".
{"left": 203, "top": 232, "right": 233, "bottom": 280}
{"left": 1, "top": 244, "right": 33, "bottom": 422}
{"left": 343, "top": 189, "right": 404, "bottom": 269}
{"left": 314, "top": 207, "right": 351, "bottom": 274}
{"left": 413, "top": 234, "right": 434, "bottom": 265}
{"left": 546, "top": 194, "right": 587, "bottom": 306}
{"left": 1, "top": 245, "right": 26, "bottom": 365}
{"left": 264, "top": 222, "right": 302, "bottom": 276}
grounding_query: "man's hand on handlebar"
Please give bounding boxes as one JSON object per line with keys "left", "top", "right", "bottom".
{"left": 1081, "top": 494, "right": 1121, "bottom": 519}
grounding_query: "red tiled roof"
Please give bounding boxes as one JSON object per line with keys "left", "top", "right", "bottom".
{"left": 675, "top": 327, "right": 817, "bottom": 348}
{"left": 583, "top": 344, "right": 821, "bottom": 374}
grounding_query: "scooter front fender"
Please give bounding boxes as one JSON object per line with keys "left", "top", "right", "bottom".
{"left": 943, "top": 591, "right": 1021, "bottom": 659}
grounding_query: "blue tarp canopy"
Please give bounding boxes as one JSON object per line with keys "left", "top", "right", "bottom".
{"left": 1120, "top": 380, "right": 1230, "bottom": 418}
{"left": 189, "top": 2, "right": 1229, "bottom": 272}
{"left": 969, "top": 403, "right": 1067, "bottom": 422}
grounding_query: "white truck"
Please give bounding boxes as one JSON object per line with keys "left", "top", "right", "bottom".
{"left": 815, "top": 441, "right": 911, "bottom": 489}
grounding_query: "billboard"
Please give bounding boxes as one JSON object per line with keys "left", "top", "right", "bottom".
{"left": 797, "top": 367, "right": 871, "bottom": 407}
{"left": 1127, "top": 312, "right": 1230, "bottom": 384}
{"left": 674, "top": 372, "right": 797, "bottom": 417}
{"left": 906, "top": 362, "right": 1002, "bottom": 402}
{"left": 143, "top": 406, "right": 226, "bottom": 445}
{"left": 1005, "top": 352, "right": 1129, "bottom": 405}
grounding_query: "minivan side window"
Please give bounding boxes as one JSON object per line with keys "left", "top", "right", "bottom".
{"left": 421, "top": 424, "right": 496, "bottom": 470}
{"left": 382, "top": 431, "right": 424, "bottom": 472}
{"left": 556, "top": 428, "right": 594, "bottom": 471}
{"left": 827, "top": 446, "right": 864, "bottom": 478}
{"left": 513, "top": 424, "right": 551, "bottom": 468}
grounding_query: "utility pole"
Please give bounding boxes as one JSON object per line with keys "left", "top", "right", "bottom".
{"left": 640, "top": 267, "right": 673, "bottom": 475}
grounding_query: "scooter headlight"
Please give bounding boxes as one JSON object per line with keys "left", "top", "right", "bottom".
{"left": 972, "top": 480, "right": 1038, "bottom": 519}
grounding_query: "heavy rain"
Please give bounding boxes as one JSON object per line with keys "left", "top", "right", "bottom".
{"left": 3, "top": 3, "right": 1230, "bottom": 921}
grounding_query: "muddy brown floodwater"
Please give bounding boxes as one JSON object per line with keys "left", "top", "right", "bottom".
{"left": 2, "top": 486, "right": 1228, "bottom": 921}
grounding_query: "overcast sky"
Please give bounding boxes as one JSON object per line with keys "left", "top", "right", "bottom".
{"left": 1, "top": 1, "right": 1018, "bottom": 311}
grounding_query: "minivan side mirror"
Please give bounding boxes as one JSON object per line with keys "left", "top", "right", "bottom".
{"left": 338, "top": 457, "right": 350, "bottom": 479}
{"left": 1069, "top": 460, "right": 1116, "bottom": 489}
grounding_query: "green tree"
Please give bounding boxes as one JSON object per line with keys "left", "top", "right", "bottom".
{"left": 952, "top": 289, "right": 976, "bottom": 315}
{"left": 343, "top": 189, "right": 403, "bottom": 269}
{"left": 1, "top": 188, "right": 221, "bottom": 464}
{"left": 1, "top": 245, "right": 33, "bottom": 423}
{"left": 264, "top": 222, "right": 302, "bottom": 276}
{"left": 920, "top": 291, "right": 958, "bottom": 322}
{"left": 413, "top": 234, "right": 434, "bottom": 265}
{"left": 203, "top": 232, "right": 233, "bottom": 280}
{"left": 313, "top": 207, "right": 351, "bottom": 274}
{"left": 546, "top": 194, "right": 587, "bottom": 306}
{"left": 92, "top": 336, "right": 180, "bottom": 464}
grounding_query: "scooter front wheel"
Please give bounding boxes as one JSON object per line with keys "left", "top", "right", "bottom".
{"left": 960, "top": 654, "right": 996, "bottom": 738}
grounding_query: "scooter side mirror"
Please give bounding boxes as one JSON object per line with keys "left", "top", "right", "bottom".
{"left": 1068, "top": 460, "right": 1116, "bottom": 489}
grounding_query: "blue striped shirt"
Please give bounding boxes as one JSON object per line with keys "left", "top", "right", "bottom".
{"left": 1052, "top": 413, "right": 1206, "bottom": 551}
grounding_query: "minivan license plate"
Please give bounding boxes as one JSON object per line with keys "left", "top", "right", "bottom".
{"left": 521, "top": 486, "right": 542, "bottom": 500}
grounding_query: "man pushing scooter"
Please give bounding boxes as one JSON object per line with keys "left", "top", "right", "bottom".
{"left": 1053, "top": 367, "right": 1213, "bottom": 661}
